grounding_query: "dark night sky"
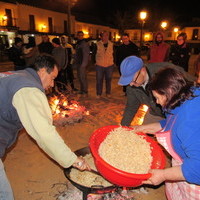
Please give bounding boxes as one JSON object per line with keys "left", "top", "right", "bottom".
{"left": 72, "top": 0, "right": 200, "bottom": 27}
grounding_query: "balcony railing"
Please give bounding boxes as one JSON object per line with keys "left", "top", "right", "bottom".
{"left": 0, "top": 17, "right": 17, "bottom": 27}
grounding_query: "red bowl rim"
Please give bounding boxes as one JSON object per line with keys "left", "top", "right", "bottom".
{"left": 89, "top": 125, "right": 165, "bottom": 179}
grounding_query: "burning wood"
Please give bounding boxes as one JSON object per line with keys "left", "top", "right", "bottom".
{"left": 131, "top": 104, "right": 149, "bottom": 126}
{"left": 48, "top": 93, "right": 89, "bottom": 126}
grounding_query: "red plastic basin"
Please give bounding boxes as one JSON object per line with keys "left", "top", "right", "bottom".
{"left": 89, "top": 125, "right": 166, "bottom": 187}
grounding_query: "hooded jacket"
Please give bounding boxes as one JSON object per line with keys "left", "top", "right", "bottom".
{"left": 148, "top": 32, "right": 170, "bottom": 63}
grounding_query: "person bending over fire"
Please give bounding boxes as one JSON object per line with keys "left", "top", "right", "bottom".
{"left": 0, "top": 54, "right": 90, "bottom": 200}
{"left": 118, "top": 56, "right": 195, "bottom": 126}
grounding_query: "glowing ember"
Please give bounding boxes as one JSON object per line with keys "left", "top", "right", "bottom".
{"left": 48, "top": 94, "right": 88, "bottom": 126}
{"left": 131, "top": 104, "right": 149, "bottom": 126}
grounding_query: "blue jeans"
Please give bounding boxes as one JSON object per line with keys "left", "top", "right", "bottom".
{"left": 0, "top": 159, "right": 14, "bottom": 200}
{"left": 95, "top": 65, "right": 114, "bottom": 96}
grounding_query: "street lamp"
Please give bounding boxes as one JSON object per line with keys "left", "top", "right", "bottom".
{"left": 139, "top": 11, "right": 147, "bottom": 47}
{"left": 2, "top": 15, "right": 7, "bottom": 26}
{"left": 173, "top": 27, "right": 179, "bottom": 41}
{"left": 161, "top": 21, "right": 168, "bottom": 30}
{"left": 41, "top": 24, "right": 47, "bottom": 31}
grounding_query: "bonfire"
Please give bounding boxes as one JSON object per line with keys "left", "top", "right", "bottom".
{"left": 48, "top": 92, "right": 89, "bottom": 126}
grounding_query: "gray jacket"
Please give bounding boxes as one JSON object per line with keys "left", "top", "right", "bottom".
{"left": 52, "top": 46, "right": 68, "bottom": 70}
{"left": 121, "top": 62, "right": 196, "bottom": 126}
{"left": 74, "top": 39, "right": 90, "bottom": 67}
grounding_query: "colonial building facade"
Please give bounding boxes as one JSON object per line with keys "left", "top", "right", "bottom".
{"left": 0, "top": 0, "right": 199, "bottom": 56}
{"left": 0, "top": 0, "right": 120, "bottom": 48}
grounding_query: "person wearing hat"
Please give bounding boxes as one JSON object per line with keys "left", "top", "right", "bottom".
{"left": 118, "top": 56, "right": 195, "bottom": 126}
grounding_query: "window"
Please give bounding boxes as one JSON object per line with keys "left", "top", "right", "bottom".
{"left": 192, "top": 29, "right": 199, "bottom": 40}
{"left": 29, "top": 15, "right": 35, "bottom": 31}
{"left": 5, "top": 9, "right": 12, "bottom": 26}
{"left": 48, "top": 17, "right": 53, "bottom": 33}
{"left": 64, "top": 20, "right": 68, "bottom": 33}
{"left": 109, "top": 32, "right": 112, "bottom": 40}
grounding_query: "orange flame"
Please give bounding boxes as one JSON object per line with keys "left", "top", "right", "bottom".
{"left": 131, "top": 104, "right": 149, "bottom": 126}
{"left": 48, "top": 94, "right": 89, "bottom": 125}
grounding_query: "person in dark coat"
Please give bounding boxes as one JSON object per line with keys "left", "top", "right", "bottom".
{"left": 115, "top": 33, "right": 140, "bottom": 95}
{"left": 74, "top": 31, "right": 90, "bottom": 97}
{"left": 118, "top": 56, "right": 196, "bottom": 126}
{"left": 169, "top": 32, "right": 191, "bottom": 72}
{"left": 8, "top": 37, "right": 26, "bottom": 70}
{"left": 23, "top": 36, "right": 39, "bottom": 68}
{"left": 38, "top": 34, "right": 54, "bottom": 55}
{"left": 115, "top": 33, "right": 140, "bottom": 75}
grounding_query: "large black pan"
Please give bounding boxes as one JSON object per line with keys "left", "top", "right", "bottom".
{"left": 63, "top": 147, "right": 119, "bottom": 200}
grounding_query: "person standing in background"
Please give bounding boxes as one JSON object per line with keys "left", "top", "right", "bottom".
{"left": 95, "top": 31, "right": 115, "bottom": 98}
{"left": 169, "top": 32, "right": 191, "bottom": 72}
{"left": 23, "top": 36, "right": 39, "bottom": 68}
{"left": 74, "top": 31, "right": 90, "bottom": 97}
{"left": 60, "top": 35, "right": 77, "bottom": 91}
{"left": 115, "top": 33, "right": 140, "bottom": 95}
{"left": 115, "top": 33, "right": 140, "bottom": 74}
{"left": 148, "top": 32, "right": 170, "bottom": 63}
{"left": 8, "top": 37, "right": 26, "bottom": 71}
{"left": 38, "top": 34, "right": 54, "bottom": 55}
{"left": 52, "top": 37, "right": 68, "bottom": 91}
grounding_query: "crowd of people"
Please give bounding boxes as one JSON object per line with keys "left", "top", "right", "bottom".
{"left": 6, "top": 30, "right": 200, "bottom": 130}
{"left": 7, "top": 31, "right": 199, "bottom": 96}
{"left": 2, "top": 31, "right": 200, "bottom": 200}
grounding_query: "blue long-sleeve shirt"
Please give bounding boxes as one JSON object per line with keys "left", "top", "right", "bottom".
{"left": 160, "top": 88, "right": 200, "bottom": 185}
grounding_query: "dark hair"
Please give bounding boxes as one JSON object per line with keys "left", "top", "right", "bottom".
{"left": 77, "top": 31, "right": 84, "bottom": 35}
{"left": 155, "top": 32, "right": 163, "bottom": 39}
{"left": 122, "top": 33, "right": 129, "bottom": 37}
{"left": 149, "top": 67, "right": 195, "bottom": 110}
{"left": 33, "top": 54, "right": 58, "bottom": 73}
{"left": 27, "top": 36, "right": 36, "bottom": 48}
{"left": 52, "top": 37, "right": 60, "bottom": 45}
{"left": 14, "top": 37, "right": 23, "bottom": 44}
{"left": 100, "top": 31, "right": 108, "bottom": 38}
{"left": 177, "top": 32, "right": 187, "bottom": 40}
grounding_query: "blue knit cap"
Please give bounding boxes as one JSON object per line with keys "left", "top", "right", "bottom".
{"left": 118, "top": 56, "right": 143, "bottom": 86}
